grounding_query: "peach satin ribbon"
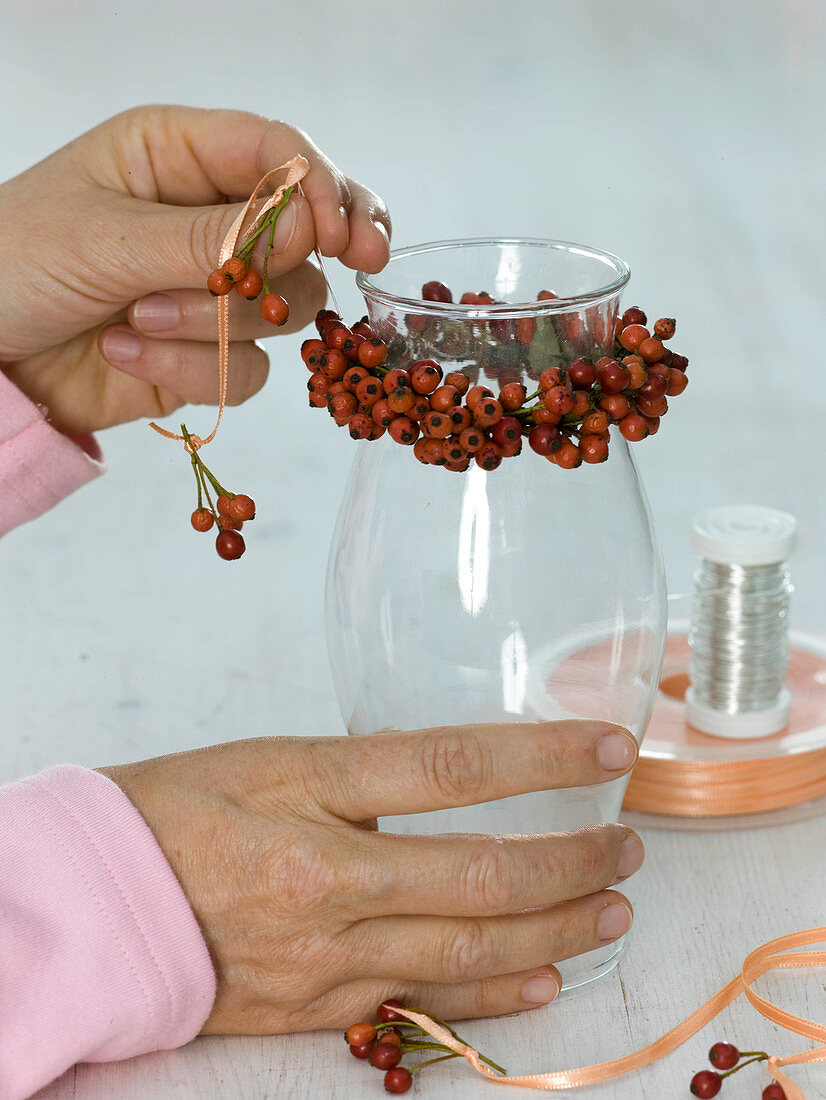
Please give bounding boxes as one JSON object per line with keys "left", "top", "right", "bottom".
{"left": 394, "top": 928, "right": 826, "bottom": 1098}
{"left": 622, "top": 749, "right": 826, "bottom": 817}
{"left": 149, "top": 155, "right": 310, "bottom": 452}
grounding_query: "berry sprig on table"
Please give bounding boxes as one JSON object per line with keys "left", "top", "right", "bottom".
{"left": 344, "top": 999, "right": 506, "bottom": 1094}
{"left": 689, "top": 1042, "right": 787, "bottom": 1098}
{"left": 301, "top": 284, "right": 689, "bottom": 472}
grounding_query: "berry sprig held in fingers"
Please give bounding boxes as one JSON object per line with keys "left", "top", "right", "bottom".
{"left": 150, "top": 156, "right": 310, "bottom": 561}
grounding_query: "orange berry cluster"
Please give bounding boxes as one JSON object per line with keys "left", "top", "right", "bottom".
{"left": 301, "top": 293, "right": 689, "bottom": 472}
{"left": 182, "top": 424, "right": 256, "bottom": 561}
{"left": 205, "top": 185, "right": 295, "bottom": 326}
{"left": 206, "top": 254, "right": 289, "bottom": 327}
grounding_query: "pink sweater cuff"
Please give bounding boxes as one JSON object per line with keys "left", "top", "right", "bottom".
{"left": 0, "top": 371, "right": 104, "bottom": 537}
{"left": 0, "top": 766, "right": 217, "bottom": 1099}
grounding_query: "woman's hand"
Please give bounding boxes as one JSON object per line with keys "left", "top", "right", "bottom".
{"left": 99, "top": 721, "right": 644, "bottom": 1032}
{"left": 0, "top": 105, "right": 391, "bottom": 436}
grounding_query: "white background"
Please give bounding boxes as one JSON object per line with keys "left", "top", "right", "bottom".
{"left": 1, "top": 1, "right": 825, "bottom": 1097}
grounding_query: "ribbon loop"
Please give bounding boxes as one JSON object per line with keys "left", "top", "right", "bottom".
{"left": 393, "top": 928, "right": 826, "bottom": 1096}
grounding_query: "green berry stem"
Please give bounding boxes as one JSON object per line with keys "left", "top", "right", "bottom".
{"left": 190, "top": 450, "right": 204, "bottom": 512}
{"left": 402, "top": 1009, "right": 507, "bottom": 1075}
{"left": 376, "top": 1021, "right": 426, "bottom": 1037}
{"left": 408, "top": 1053, "right": 462, "bottom": 1074}
{"left": 200, "top": 464, "right": 229, "bottom": 500}
{"left": 199, "top": 464, "right": 217, "bottom": 517}
{"left": 720, "top": 1055, "right": 768, "bottom": 1079}
{"left": 180, "top": 423, "right": 228, "bottom": 507}
{"left": 400, "top": 1040, "right": 459, "bottom": 1054}
{"left": 237, "top": 186, "right": 293, "bottom": 264}
{"left": 261, "top": 208, "right": 277, "bottom": 298}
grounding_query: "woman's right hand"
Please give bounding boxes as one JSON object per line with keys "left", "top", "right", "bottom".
{"left": 99, "top": 720, "right": 643, "bottom": 1032}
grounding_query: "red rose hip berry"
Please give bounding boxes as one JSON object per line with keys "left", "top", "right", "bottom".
{"left": 377, "top": 1000, "right": 407, "bottom": 1023}
{"left": 529, "top": 424, "right": 561, "bottom": 455}
{"left": 543, "top": 385, "right": 575, "bottom": 417}
{"left": 475, "top": 442, "right": 503, "bottom": 471}
{"left": 553, "top": 439, "right": 583, "bottom": 469}
{"left": 388, "top": 417, "right": 419, "bottom": 445}
{"left": 345, "top": 1022, "right": 377, "bottom": 1046}
{"left": 762, "top": 1085, "right": 787, "bottom": 1099}
{"left": 619, "top": 324, "right": 650, "bottom": 352}
{"left": 422, "top": 280, "right": 453, "bottom": 303}
{"left": 690, "top": 1070, "right": 721, "bottom": 1097}
{"left": 708, "top": 1042, "right": 739, "bottom": 1070}
{"left": 215, "top": 530, "right": 245, "bottom": 560}
{"left": 384, "top": 1067, "right": 413, "bottom": 1094}
{"left": 491, "top": 416, "right": 522, "bottom": 447}
{"left": 357, "top": 338, "right": 388, "bottom": 368}
{"left": 580, "top": 434, "right": 609, "bottom": 463}
{"left": 499, "top": 382, "right": 527, "bottom": 410}
{"left": 619, "top": 413, "right": 650, "bottom": 442}
{"left": 190, "top": 508, "right": 214, "bottom": 532}
{"left": 597, "top": 360, "right": 631, "bottom": 394}
{"left": 568, "top": 358, "right": 597, "bottom": 389}
{"left": 220, "top": 256, "right": 247, "bottom": 282}
{"left": 259, "top": 293, "right": 289, "bottom": 326}
{"left": 226, "top": 494, "right": 255, "bottom": 522}
{"left": 410, "top": 360, "right": 443, "bottom": 394}
{"left": 369, "top": 1042, "right": 403, "bottom": 1070}
{"left": 622, "top": 306, "right": 647, "bottom": 326}
{"left": 234, "top": 270, "right": 264, "bottom": 300}
{"left": 206, "top": 269, "right": 233, "bottom": 296}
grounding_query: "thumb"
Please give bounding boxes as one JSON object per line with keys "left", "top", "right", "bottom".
{"left": 116, "top": 187, "right": 318, "bottom": 295}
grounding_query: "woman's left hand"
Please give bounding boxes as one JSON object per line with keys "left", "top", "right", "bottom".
{"left": 0, "top": 105, "right": 391, "bottom": 435}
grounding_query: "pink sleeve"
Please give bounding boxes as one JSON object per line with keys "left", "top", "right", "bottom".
{"left": 0, "top": 766, "right": 217, "bottom": 1100}
{"left": 0, "top": 371, "right": 104, "bottom": 537}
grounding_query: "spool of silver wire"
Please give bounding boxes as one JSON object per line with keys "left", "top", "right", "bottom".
{"left": 685, "top": 505, "right": 797, "bottom": 739}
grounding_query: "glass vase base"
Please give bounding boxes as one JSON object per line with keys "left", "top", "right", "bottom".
{"left": 557, "top": 936, "right": 626, "bottom": 992}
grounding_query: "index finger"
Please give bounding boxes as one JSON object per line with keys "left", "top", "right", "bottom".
{"left": 312, "top": 721, "right": 637, "bottom": 821}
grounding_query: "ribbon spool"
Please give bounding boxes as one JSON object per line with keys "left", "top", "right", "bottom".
{"left": 623, "top": 505, "right": 826, "bottom": 821}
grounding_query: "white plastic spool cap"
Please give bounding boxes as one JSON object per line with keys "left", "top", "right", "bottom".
{"left": 691, "top": 505, "right": 797, "bottom": 566}
{"left": 686, "top": 505, "right": 797, "bottom": 739}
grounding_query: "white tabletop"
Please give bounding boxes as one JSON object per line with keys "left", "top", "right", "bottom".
{"left": 3, "top": 0, "right": 825, "bottom": 1097}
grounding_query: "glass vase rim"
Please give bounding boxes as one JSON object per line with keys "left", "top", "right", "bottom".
{"left": 356, "top": 236, "right": 631, "bottom": 319}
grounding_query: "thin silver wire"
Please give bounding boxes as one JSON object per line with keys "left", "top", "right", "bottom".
{"left": 688, "top": 560, "right": 793, "bottom": 715}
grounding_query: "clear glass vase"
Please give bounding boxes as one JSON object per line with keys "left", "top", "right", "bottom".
{"left": 326, "top": 239, "right": 668, "bottom": 987}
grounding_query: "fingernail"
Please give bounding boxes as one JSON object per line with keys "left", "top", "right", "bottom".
{"left": 100, "top": 329, "right": 140, "bottom": 364}
{"left": 598, "top": 902, "right": 632, "bottom": 942}
{"left": 616, "top": 835, "right": 645, "bottom": 880}
{"left": 598, "top": 732, "right": 637, "bottom": 771}
{"left": 521, "top": 975, "right": 559, "bottom": 1005}
{"left": 272, "top": 200, "right": 297, "bottom": 253}
{"left": 132, "top": 293, "right": 180, "bottom": 332}
{"left": 371, "top": 218, "right": 390, "bottom": 246}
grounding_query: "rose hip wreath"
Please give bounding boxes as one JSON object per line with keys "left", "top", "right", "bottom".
{"left": 300, "top": 281, "right": 688, "bottom": 473}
